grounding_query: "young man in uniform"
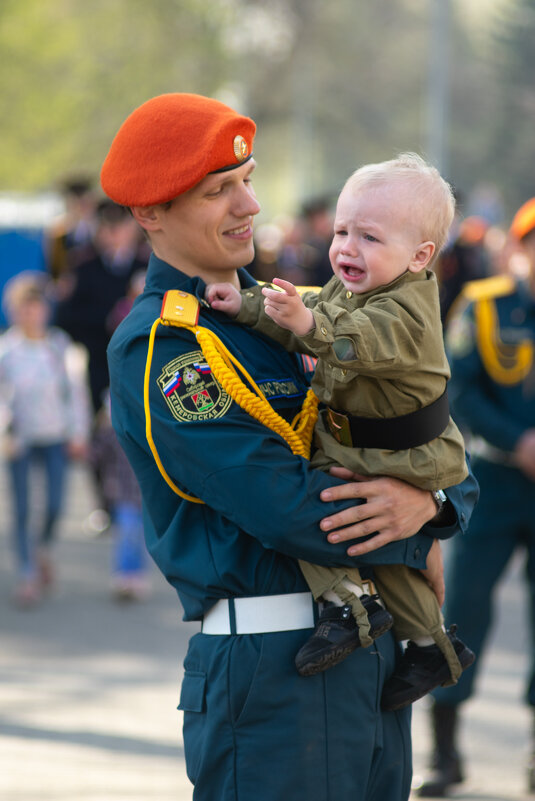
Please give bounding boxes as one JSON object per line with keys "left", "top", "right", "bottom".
{"left": 418, "top": 199, "right": 535, "bottom": 797}
{"left": 101, "top": 93, "right": 478, "bottom": 801}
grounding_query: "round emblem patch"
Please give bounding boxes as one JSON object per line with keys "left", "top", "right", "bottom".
{"left": 233, "top": 134, "right": 249, "bottom": 162}
{"left": 158, "top": 350, "right": 232, "bottom": 422}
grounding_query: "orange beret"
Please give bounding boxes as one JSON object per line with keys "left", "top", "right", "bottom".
{"left": 101, "top": 93, "right": 256, "bottom": 207}
{"left": 510, "top": 197, "right": 535, "bottom": 241}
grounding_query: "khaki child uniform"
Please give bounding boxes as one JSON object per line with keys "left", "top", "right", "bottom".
{"left": 238, "top": 268, "right": 468, "bottom": 674}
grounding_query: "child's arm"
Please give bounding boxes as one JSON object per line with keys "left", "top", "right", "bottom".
{"left": 262, "top": 278, "right": 315, "bottom": 337}
{"left": 205, "top": 283, "right": 243, "bottom": 317}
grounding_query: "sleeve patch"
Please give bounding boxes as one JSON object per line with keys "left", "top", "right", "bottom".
{"left": 157, "top": 350, "right": 233, "bottom": 422}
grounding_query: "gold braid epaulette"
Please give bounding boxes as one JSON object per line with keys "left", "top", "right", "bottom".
{"left": 144, "top": 290, "right": 319, "bottom": 503}
{"left": 461, "top": 274, "right": 515, "bottom": 303}
{"left": 456, "top": 275, "right": 533, "bottom": 385}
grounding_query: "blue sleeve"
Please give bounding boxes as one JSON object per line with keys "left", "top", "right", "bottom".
{"left": 145, "top": 362, "right": 477, "bottom": 573}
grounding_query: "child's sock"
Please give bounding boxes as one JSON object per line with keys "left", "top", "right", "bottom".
{"left": 323, "top": 590, "right": 344, "bottom": 606}
{"left": 341, "top": 578, "right": 366, "bottom": 597}
{"left": 412, "top": 625, "right": 447, "bottom": 648}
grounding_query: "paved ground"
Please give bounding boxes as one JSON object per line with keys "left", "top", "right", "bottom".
{"left": 1, "top": 460, "right": 534, "bottom": 800}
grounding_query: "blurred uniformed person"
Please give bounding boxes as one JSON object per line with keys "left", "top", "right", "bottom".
{"left": 419, "top": 198, "right": 535, "bottom": 797}
{"left": 101, "top": 93, "right": 478, "bottom": 801}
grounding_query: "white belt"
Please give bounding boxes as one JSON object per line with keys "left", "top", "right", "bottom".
{"left": 201, "top": 592, "right": 316, "bottom": 635}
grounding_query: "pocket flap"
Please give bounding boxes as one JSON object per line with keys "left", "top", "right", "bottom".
{"left": 178, "top": 671, "right": 206, "bottom": 712}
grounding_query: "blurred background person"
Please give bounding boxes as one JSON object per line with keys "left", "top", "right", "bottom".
{"left": 54, "top": 199, "right": 148, "bottom": 413}
{"left": 248, "top": 197, "right": 334, "bottom": 288}
{"left": 53, "top": 200, "right": 148, "bottom": 530}
{"left": 46, "top": 176, "right": 98, "bottom": 281}
{"left": 89, "top": 268, "right": 149, "bottom": 600}
{"left": 90, "top": 391, "right": 150, "bottom": 602}
{"left": 0, "top": 272, "right": 91, "bottom": 607}
{"left": 437, "top": 213, "right": 492, "bottom": 326}
{"left": 298, "top": 195, "right": 335, "bottom": 286}
{"left": 417, "top": 198, "right": 535, "bottom": 797}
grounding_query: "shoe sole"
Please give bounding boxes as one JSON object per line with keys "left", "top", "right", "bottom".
{"left": 296, "top": 639, "right": 360, "bottom": 676}
{"left": 369, "top": 612, "right": 394, "bottom": 640}
{"left": 382, "top": 646, "right": 476, "bottom": 711}
{"left": 296, "top": 617, "right": 394, "bottom": 677}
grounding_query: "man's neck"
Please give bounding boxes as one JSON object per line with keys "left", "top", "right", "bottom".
{"left": 151, "top": 244, "right": 241, "bottom": 290}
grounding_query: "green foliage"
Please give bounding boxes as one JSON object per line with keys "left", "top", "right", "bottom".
{"left": 486, "top": 0, "right": 535, "bottom": 211}
{"left": 0, "top": 0, "right": 531, "bottom": 222}
{"left": 0, "top": 0, "right": 235, "bottom": 189}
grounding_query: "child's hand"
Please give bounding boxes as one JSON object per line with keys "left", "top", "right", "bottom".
{"left": 205, "top": 283, "right": 242, "bottom": 317}
{"left": 261, "top": 278, "right": 315, "bottom": 337}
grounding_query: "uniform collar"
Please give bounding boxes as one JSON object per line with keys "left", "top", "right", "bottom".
{"left": 337, "top": 266, "right": 428, "bottom": 303}
{"left": 144, "top": 252, "right": 257, "bottom": 302}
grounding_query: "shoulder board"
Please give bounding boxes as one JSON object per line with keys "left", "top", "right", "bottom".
{"left": 461, "top": 275, "right": 516, "bottom": 303}
{"left": 160, "top": 290, "right": 200, "bottom": 327}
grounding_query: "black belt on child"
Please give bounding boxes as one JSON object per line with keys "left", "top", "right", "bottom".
{"left": 324, "top": 389, "right": 450, "bottom": 450}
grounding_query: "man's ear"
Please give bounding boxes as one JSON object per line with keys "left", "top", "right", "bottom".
{"left": 130, "top": 205, "right": 161, "bottom": 233}
{"left": 408, "top": 241, "right": 436, "bottom": 273}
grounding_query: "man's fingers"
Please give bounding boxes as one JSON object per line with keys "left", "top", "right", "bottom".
{"left": 325, "top": 515, "right": 385, "bottom": 544}
{"left": 320, "top": 499, "right": 376, "bottom": 532}
{"left": 321, "top": 481, "right": 371, "bottom": 503}
{"left": 345, "top": 531, "right": 392, "bottom": 556}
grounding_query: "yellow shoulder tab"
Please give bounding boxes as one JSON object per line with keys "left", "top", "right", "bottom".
{"left": 160, "top": 290, "right": 200, "bottom": 327}
{"left": 462, "top": 275, "right": 515, "bottom": 303}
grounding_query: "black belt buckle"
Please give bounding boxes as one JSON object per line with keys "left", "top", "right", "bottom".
{"left": 326, "top": 408, "right": 353, "bottom": 447}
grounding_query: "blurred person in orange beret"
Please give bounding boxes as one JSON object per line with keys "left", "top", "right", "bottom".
{"left": 418, "top": 201, "right": 535, "bottom": 796}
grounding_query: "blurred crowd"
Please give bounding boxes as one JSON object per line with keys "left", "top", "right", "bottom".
{"left": 0, "top": 177, "right": 151, "bottom": 608}
{"left": 0, "top": 174, "right": 527, "bottom": 608}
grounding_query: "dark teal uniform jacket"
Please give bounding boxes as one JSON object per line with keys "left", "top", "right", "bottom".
{"left": 434, "top": 276, "right": 535, "bottom": 708}
{"left": 108, "top": 253, "right": 478, "bottom": 801}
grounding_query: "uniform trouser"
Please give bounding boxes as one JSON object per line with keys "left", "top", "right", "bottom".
{"left": 433, "top": 458, "right": 535, "bottom": 707}
{"left": 179, "top": 626, "right": 412, "bottom": 801}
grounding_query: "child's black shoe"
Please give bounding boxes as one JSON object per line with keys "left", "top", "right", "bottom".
{"left": 381, "top": 625, "right": 475, "bottom": 711}
{"left": 295, "top": 595, "right": 393, "bottom": 677}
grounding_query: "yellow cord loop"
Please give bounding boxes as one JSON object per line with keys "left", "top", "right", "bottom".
{"left": 475, "top": 297, "right": 533, "bottom": 385}
{"left": 144, "top": 318, "right": 204, "bottom": 503}
{"left": 144, "top": 316, "right": 319, "bottom": 503}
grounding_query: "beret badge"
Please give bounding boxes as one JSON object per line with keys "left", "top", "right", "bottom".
{"left": 233, "top": 135, "right": 249, "bottom": 163}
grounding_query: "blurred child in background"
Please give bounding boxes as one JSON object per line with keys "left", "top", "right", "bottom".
{"left": 0, "top": 272, "right": 91, "bottom": 606}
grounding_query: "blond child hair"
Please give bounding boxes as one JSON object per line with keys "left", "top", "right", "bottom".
{"left": 344, "top": 152, "right": 456, "bottom": 262}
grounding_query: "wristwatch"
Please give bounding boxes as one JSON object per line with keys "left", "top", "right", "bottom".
{"left": 431, "top": 489, "right": 447, "bottom": 515}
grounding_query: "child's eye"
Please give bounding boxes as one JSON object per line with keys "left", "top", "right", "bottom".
{"left": 363, "top": 233, "right": 378, "bottom": 242}
{"left": 335, "top": 229, "right": 347, "bottom": 236}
